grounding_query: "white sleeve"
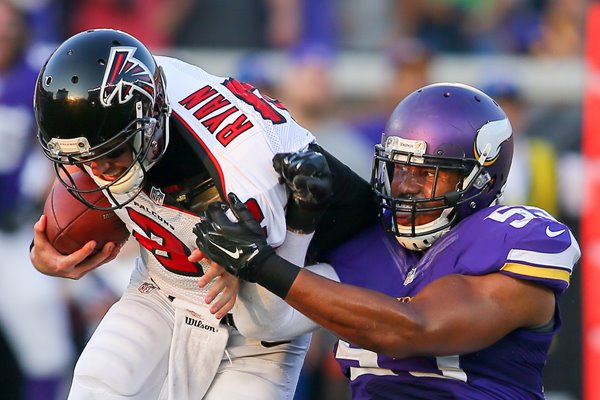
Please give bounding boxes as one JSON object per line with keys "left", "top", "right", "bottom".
{"left": 231, "top": 231, "right": 339, "bottom": 341}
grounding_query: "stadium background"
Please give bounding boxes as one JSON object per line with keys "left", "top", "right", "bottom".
{"left": 0, "top": 0, "right": 590, "bottom": 399}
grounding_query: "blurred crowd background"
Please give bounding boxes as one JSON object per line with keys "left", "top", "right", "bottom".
{"left": 0, "top": 0, "right": 586, "bottom": 399}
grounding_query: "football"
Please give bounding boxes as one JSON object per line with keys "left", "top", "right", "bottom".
{"left": 43, "top": 170, "right": 130, "bottom": 255}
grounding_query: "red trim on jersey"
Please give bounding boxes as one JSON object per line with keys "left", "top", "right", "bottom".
{"left": 171, "top": 111, "right": 228, "bottom": 198}
{"left": 243, "top": 197, "right": 264, "bottom": 223}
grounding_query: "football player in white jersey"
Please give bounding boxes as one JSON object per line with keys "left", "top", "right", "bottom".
{"left": 29, "top": 29, "right": 377, "bottom": 399}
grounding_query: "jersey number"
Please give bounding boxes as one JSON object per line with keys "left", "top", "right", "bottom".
{"left": 336, "top": 340, "right": 466, "bottom": 382}
{"left": 223, "top": 78, "right": 287, "bottom": 124}
{"left": 486, "top": 205, "right": 557, "bottom": 228}
{"left": 127, "top": 208, "right": 204, "bottom": 276}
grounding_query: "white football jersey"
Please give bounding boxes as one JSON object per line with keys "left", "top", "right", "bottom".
{"left": 108, "top": 56, "right": 316, "bottom": 304}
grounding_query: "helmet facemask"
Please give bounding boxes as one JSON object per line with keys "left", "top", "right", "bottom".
{"left": 41, "top": 98, "right": 170, "bottom": 210}
{"left": 372, "top": 136, "right": 494, "bottom": 251}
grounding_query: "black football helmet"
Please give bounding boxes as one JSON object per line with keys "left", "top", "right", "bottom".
{"left": 35, "top": 29, "right": 171, "bottom": 210}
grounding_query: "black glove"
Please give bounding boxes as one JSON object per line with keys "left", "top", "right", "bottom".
{"left": 272, "top": 149, "right": 333, "bottom": 233}
{"left": 193, "top": 193, "right": 275, "bottom": 281}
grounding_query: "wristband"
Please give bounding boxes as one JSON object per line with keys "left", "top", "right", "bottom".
{"left": 253, "top": 253, "right": 301, "bottom": 298}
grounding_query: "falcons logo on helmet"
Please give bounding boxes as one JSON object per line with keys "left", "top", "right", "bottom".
{"left": 100, "top": 46, "right": 156, "bottom": 107}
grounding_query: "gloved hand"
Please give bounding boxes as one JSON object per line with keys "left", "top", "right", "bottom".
{"left": 193, "top": 193, "right": 275, "bottom": 281}
{"left": 272, "top": 149, "right": 333, "bottom": 233}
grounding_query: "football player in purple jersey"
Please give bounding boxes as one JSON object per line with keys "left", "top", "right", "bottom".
{"left": 193, "top": 82, "right": 581, "bottom": 399}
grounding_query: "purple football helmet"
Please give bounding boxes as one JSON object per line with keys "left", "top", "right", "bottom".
{"left": 371, "top": 82, "right": 513, "bottom": 250}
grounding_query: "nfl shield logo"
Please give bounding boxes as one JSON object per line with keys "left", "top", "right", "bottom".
{"left": 138, "top": 282, "right": 157, "bottom": 294}
{"left": 150, "top": 186, "right": 165, "bottom": 205}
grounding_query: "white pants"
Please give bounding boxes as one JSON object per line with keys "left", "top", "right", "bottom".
{"left": 68, "top": 260, "right": 310, "bottom": 399}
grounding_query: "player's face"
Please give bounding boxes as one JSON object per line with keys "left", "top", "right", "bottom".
{"left": 85, "top": 142, "right": 134, "bottom": 181}
{"left": 391, "top": 164, "right": 460, "bottom": 226}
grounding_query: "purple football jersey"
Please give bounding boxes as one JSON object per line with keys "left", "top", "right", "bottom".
{"left": 326, "top": 204, "right": 579, "bottom": 400}
{"left": 0, "top": 58, "right": 39, "bottom": 214}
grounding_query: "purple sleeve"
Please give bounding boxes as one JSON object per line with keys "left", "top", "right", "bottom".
{"left": 453, "top": 206, "right": 580, "bottom": 294}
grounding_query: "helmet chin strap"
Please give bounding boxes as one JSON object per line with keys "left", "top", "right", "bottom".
{"left": 395, "top": 207, "right": 453, "bottom": 251}
{"left": 83, "top": 161, "right": 144, "bottom": 194}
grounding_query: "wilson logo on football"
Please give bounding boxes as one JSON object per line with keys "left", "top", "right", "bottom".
{"left": 100, "top": 46, "right": 156, "bottom": 107}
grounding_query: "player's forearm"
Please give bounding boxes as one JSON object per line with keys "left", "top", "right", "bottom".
{"left": 254, "top": 255, "right": 424, "bottom": 358}
{"left": 286, "top": 269, "right": 424, "bottom": 357}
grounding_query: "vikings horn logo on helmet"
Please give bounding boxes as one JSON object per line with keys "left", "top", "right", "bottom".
{"left": 100, "top": 46, "right": 156, "bottom": 107}
{"left": 474, "top": 118, "right": 512, "bottom": 166}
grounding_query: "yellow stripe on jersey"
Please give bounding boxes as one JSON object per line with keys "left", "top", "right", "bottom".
{"left": 500, "top": 263, "right": 570, "bottom": 286}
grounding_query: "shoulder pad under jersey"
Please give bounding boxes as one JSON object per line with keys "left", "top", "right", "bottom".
{"left": 432, "top": 205, "right": 580, "bottom": 293}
